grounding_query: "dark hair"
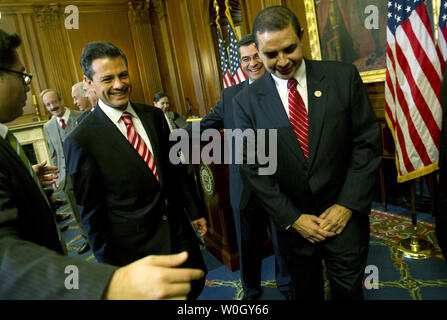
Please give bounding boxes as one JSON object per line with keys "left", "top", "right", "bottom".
{"left": 0, "top": 29, "right": 21, "bottom": 72}
{"left": 252, "top": 6, "right": 302, "bottom": 46}
{"left": 236, "top": 34, "right": 255, "bottom": 57}
{"left": 80, "top": 41, "right": 128, "bottom": 80}
{"left": 153, "top": 92, "right": 167, "bottom": 102}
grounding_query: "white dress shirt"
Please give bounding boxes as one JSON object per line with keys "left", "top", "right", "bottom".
{"left": 97, "top": 99, "right": 155, "bottom": 156}
{"left": 271, "top": 60, "right": 308, "bottom": 117}
{"left": 57, "top": 108, "right": 71, "bottom": 128}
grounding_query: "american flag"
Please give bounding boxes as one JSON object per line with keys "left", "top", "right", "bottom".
{"left": 438, "top": 0, "right": 447, "bottom": 69}
{"left": 228, "top": 22, "right": 247, "bottom": 84}
{"left": 385, "top": 0, "right": 443, "bottom": 182}
{"left": 217, "top": 23, "right": 234, "bottom": 88}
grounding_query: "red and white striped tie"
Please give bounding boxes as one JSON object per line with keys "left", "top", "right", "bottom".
{"left": 121, "top": 112, "right": 158, "bottom": 180}
{"left": 288, "top": 78, "right": 309, "bottom": 161}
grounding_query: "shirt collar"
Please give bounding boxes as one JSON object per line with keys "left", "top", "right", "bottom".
{"left": 98, "top": 99, "right": 134, "bottom": 124}
{"left": 0, "top": 123, "right": 8, "bottom": 139}
{"left": 271, "top": 59, "right": 307, "bottom": 90}
{"left": 57, "top": 108, "right": 70, "bottom": 123}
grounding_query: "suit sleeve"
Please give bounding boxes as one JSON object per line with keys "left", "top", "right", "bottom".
{"left": 63, "top": 135, "right": 115, "bottom": 265}
{"left": 335, "top": 65, "right": 381, "bottom": 213}
{"left": 0, "top": 168, "right": 117, "bottom": 299}
{"left": 233, "top": 94, "right": 301, "bottom": 230}
{"left": 184, "top": 92, "right": 225, "bottom": 134}
{"left": 44, "top": 125, "right": 57, "bottom": 167}
{"left": 159, "top": 111, "right": 206, "bottom": 222}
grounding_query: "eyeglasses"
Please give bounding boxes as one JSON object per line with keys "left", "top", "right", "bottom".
{"left": 0, "top": 68, "right": 33, "bottom": 85}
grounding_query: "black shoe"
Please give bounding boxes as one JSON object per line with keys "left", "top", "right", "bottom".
{"left": 280, "top": 289, "right": 295, "bottom": 300}
{"left": 78, "top": 241, "right": 90, "bottom": 254}
{"left": 242, "top": 290, "right": 261, "bottom": 300}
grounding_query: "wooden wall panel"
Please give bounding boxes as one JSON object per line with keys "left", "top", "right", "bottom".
{"left": 165, "top": 0, "right": 199, "bottom": 115}
{"left": 66, "top": 10, "right": 146, "bottom": 106}
{"left": 0, "top": 0, "right": 162, "bottom": 126}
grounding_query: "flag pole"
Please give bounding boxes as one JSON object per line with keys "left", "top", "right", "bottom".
{"left": 225, "top": 0, "right": 238, "bottom": 41}
{"left": 396, "top": 179, "right": 434, "bottom": 259}
{"left": 215, "top": 0, "right": 222, "bottom": 33}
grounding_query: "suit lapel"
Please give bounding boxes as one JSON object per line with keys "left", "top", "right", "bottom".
{"left": 95, "top": 106, "right": 157, "bottom": 181}
{"left": 256, "top": 74, "right": 306, "bottom": 165}
{"left": 0, "top": 136, "right": 29, "bottom": 175}
{"left": 306, "top": 60, "right": 327, "bottom": 168}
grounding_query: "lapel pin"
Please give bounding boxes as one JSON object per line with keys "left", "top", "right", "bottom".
{"left": 314, "top": 90, "right": 322, "bottom": 98}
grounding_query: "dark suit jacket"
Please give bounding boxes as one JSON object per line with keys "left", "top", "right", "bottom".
{"left": 186, "top": 81, "right": 247, "bottom": 211}
{"left": 233, "top": 59, "right": 381, "bottom": 232}
{"left": 0, "top": 135, "right": 116, "bottom": 299}
{"left": 77, "top": 110, "right": 92, "bottom": 124}
{"left": 64, "top": 102, "right": 203, "bottom": 266}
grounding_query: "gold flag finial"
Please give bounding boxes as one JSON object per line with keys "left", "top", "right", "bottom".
{"left": 214, "top": 0, "right": 219, "bottom": 16}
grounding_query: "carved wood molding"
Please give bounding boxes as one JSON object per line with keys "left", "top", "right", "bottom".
{"left": 263, "top": 0, "right": 284, "bottom": 7}
{"left": 152, "top": 0, "right": 166, "bottom": 19}
{"left": 33, "top": 4, "right": 61, "bottom": 30}
{"left": 128, "top": 0, "right": 151, "bottom": 24}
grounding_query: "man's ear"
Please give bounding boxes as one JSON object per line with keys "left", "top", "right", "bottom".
{"left": 83, "top": 75, "right": 93, "bottom": 89}
{"left": 299, "top": 27, "right": 304, "bottom": 40}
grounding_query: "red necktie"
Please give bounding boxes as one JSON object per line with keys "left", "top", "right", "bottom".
{"left": 288, "top": 78, "right": 309, "bottom": 161}
{"left": 59, "top": 118, "right": 66, "bottom": 130}
{"left": 121, "top": 112, "right": 158, "bottom": 180}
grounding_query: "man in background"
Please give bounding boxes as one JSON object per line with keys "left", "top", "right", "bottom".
{"left": 72, "top": 82, "right": 93, "bottom": 112}
{"left": 42, "top": 89, "right": 89, "bottom": 254}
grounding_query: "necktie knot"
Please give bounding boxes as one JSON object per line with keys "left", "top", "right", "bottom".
{"left": 59, "top": 118, "right": 66, "bottom": 130}
{"left": 287, "top": 78, "right": 298, "bottom": 90}
{"left": 121, "top": 112, "right": 133, "bottom": 126}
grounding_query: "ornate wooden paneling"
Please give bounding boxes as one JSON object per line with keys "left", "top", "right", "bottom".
{"left": 0, "top": 0, "right": 161, "bottom": 126}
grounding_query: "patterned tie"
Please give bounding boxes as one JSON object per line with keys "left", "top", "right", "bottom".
{"left": 121, "top": 112, "right": 158, "bottom": 180}
{"left": 288, "top": 78, "right": 309, "bottom": 161}
{"left": 59, "top": 118, "right": 66, "bottom": 130}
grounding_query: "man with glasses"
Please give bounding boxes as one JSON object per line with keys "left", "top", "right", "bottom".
{"left": 183, "top": 34, "right": 293, "bottom": 300}
{"left": 0, "top": 28, "right": 204, "bottom": 300}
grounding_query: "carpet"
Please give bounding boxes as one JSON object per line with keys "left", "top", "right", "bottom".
{"left": 199, "top": 208, "right": 447, "bottom": 300}
{"left": 56, "top": 194, "right": 447, "bottom": 300}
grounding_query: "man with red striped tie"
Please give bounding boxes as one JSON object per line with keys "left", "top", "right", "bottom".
{"left": 64, "top": 41, "right": 207, "bottom": 299}
{"left": 233, "top": 6, "right": 381, "bottom": 300}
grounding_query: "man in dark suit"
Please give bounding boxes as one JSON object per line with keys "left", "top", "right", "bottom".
{"left": 233, "top": 7, "right": 381, "bottom": 300}
{"left": 64, "top": 41, "right": 207, "bottom": 299}
{"left": 437, "top": 66, "right": 447, "bottom": 260}
{"left": 0, "top": 29, "right": 204, "bottom": 299}
{"left": 184, "top": 34, "right": 293, "bottom": 300}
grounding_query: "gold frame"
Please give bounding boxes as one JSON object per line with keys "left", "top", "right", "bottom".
{"left": 304, "top": 0, "right": 386, "bottom": 83}
{"left": 304, "top": 0, "right": 442, "bottom": 84}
